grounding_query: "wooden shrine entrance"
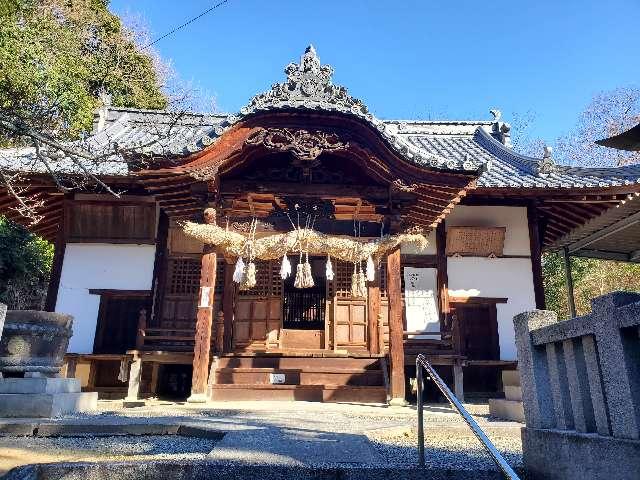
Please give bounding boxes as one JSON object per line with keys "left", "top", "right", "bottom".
{"left": 134, "top": 102, "right": 480, "bottom": 403}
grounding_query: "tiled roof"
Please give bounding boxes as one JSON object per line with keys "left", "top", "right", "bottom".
{"left": 3, "top": 108, "right": 640, "bottom": 189}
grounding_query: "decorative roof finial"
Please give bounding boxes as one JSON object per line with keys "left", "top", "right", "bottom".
{"left": 535, "top": 145, "right": 557, "bottom": 176}
{"left": 490, "top": 109, "right": 511, "bottom": 148}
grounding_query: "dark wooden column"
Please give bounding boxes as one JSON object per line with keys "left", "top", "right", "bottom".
{"left": 562, "top": 246, "right": 577, "bottom": 318}
{"left": 527, "top": 203, "right": 546, "bottom": 309}
{"left": 222, "top": 259, "right": 236, "bottom": 353}
{"left": 45, "top": 196, "right": 70, "bottom": 311}
{"left": 435, "top": 222, "right": 450, "bottom": 329}
{"left": 188, "top": 208, "right": 217, "bottom": 403}
{"left": 367, "top": 268, "right": 381, "bottom": 355}
{"left": 386, "top": 247, "right": 406, "bottom": 404}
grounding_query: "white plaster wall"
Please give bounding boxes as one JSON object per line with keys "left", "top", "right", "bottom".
{"left": 448, "top": 257, "right": 536, "bottom": 360}
{"left": 56, "top": 244, "right": 156, "bottom": 353}
{"left": 445, "top": 205, "right": 530, "bottom": 255}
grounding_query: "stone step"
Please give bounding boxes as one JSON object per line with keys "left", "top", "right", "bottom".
{"left": 504, "top": 385, "right": 522, "bottom": 401}
{"left": 214, "top": 367, "right": 384, "bottom": 386}
{"left": 209, "top": 384, "right": 387, "bottom": 403}
{"left": 501, "top": 369, "right": 520, "bottom": 387}
{"left": 488, "top": 398, "right": 524, "bottom": 423}
{"left": 0, "top": 392, "right": 97, "bottom": 418}
{"left": 0, "top": 377, "right": 81, "bottom": 395}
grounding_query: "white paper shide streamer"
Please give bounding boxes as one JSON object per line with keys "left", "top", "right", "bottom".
{"left": 280, "top": 255, "right": 292, "bottom": 280}
{"left": 325, "top": 255, "right": 334, "bottom": 281}
{"left": 366, "top": 255, "right": 375, "bottom": 282}
{"left": 233, "top": 257, "right": 245, "bottom": 283}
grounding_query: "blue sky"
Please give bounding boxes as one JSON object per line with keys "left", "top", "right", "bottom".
{"left": 110, "top": 0, "right": 639, "bottom": 144}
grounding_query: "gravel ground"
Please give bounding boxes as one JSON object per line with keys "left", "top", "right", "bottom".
{"left": 366, "top": 424, "right": 522, "bottom": 470}
{"left": 0, "top": 400, "right": 523, "bottom": 474}
{"left": 0, "top": 434, "right": 219, "bottom": 476}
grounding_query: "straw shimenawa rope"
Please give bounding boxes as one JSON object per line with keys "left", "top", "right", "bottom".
{"left": 182, "top": 222, "right": 428, "bottom": 262}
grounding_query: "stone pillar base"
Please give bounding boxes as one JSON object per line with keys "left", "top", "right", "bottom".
{"left": 388, "top": 397, "right": 408, "bottom": 407}
{"left": 523, "top": 427, "right": 640, "bottom": 480}
{"left": 187, "top": 392, "right": 209, "bottom": 403}
{"left": 0, "top": 378, "right": 97, "bottom": 418}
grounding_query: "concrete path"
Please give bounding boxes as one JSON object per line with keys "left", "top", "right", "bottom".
{"left": 209, "top": 427, "right": 382, "bottom": 466}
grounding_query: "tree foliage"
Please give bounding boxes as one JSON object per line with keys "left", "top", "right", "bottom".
{"left": 0, "top": 0, "right": 167, "bottom": 143}
{"left": 511, "top": 87, "right": 640, "bottom": 318}
{"left": 0, "top": 215, "right": 53, "bottom": 308}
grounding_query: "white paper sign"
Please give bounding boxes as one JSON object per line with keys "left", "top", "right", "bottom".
{"left": 199, "top": 286, "right": 212, "bottom": 307}
{"left": 270, "top": 373, "right": 286, "bottom": 384}
{"left": 403, "top": 267, "right": 440, "bottom": 337}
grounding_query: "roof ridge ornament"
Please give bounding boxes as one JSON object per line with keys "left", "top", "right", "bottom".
{"left": 242, "top": 45, "right": 369, "bottom": 115}
{"left": 489, "top": 109, "right": 512, "bottom": 148}
{"left": 535, "top": 145, "right": 557, "bottom": 176}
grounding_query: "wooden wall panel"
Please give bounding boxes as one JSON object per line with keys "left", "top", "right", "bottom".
{"left": 335, "top": 301, "right": 367, "bottom": 349}
{"left": 68, "top": 201, "right": 156, "bottom": 243}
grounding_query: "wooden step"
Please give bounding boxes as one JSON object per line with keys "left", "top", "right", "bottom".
{"left": 209, "top": 384, "right": 387, "bottom": 403}
{"left": 214, "top": 367, "right": 384, "bottom": 386}
{"left": 215, "top": 356, "right": 382, "bottom": 370}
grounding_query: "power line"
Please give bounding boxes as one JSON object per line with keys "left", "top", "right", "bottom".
{"left": 142, "top": 0, "right": 231, "bottom": 50}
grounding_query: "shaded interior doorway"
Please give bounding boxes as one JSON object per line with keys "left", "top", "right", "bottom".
{"left": 450, "top": 302, "right": 500, "bottom": 396}
{"left": 282, "top": 256, "right": 326, "bottom": 330}
{"left": 156, "top": 364, "right": 192, "bottom": 400}
{"left": 93, "top": 296, "right": 149, "bottom": 354}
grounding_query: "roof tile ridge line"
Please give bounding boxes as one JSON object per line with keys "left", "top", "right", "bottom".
{"left": 473, "top": 127, "right": 546, "bottom": 172}
{"left": 382, "top": 119, "right": 494, "bottom": 125}
{"left": 562, "top": 161, "right": 640, "bottom": 177}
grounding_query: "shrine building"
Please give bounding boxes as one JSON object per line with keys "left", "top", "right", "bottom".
{"left": 2, "top": 46, "right": 640, "bottom": 404}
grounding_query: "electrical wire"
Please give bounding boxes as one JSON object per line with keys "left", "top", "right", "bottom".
{"left": 142, "top": 0, "right": 231, "bottom": 49}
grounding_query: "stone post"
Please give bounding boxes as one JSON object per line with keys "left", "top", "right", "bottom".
{"left": 591, "top": 292, "right": 640, "bottom": 439}
{"left": 0, "top": 304, "right": 5, "bottom": 378}
{"left": 513, "top": 310, "right": 557, "bottom": 429}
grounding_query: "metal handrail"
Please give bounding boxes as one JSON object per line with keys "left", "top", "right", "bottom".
{"left": 416, "top": 353, "right": 520, "bottom": 479}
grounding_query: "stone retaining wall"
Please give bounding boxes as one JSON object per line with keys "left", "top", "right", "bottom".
{"left": 514, "top": 291, "right": 640, "bottom": 479}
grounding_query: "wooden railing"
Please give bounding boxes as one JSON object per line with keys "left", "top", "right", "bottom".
{"left": 135, "top": 309, "right": 224, "bottom": 352}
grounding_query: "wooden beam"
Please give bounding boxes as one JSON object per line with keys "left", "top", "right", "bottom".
{"left": 367, "top": 268, "right": 381, "bottom": 355}
{"left": 222, "top": 259, "right": 236, "bottom": 353}
{"left": 220, "top": 180, "right": 395, "bottom": 200}
{"left": 386, "top": 247, "right": 406, "bottom": 404}
{"left": 562, "top": 246, "right": 577, "bottom": 318}
{"left": 527, "top": 204, "right": 546, "bottom": 309}
{"left": 188, "top": 208, "right": 217, "bottom": 403}
{"left": 436, "top": 222, "right": 449, "bottom": 328}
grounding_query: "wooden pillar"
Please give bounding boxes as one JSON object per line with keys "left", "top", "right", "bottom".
{"left": 367, "top": 268, "right": 381, "bottom": 355}
{"left": 188, "top": 208, "right": 217, "bottom": 403}
{"left": 135, "top": 308, "right": 147, "bottom": 350}
{"left": 435, "top": 222, "right": 449, "bottom": 329}
{"left": 562, "top": 246, "right": 577, "bottom": 318}
{"left": 386, "top": 247, "right": 406, "bottom": 404}
{"left": 65, "top": 356, "right": 77, "bottom": 379}
{"left": 527, "top": 204, "right": 546, "bottom": 309}
{"left": 453, "top": 359, "right": 465, "bottom": 401}
{"left": 222, "top": 260, "right": 235, "bottom": 353}
{"left": 45, "top": 196, "right": 70, "bottom": 311}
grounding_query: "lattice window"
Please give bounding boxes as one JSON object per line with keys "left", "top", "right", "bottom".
{"left": 167, "top": 258, "right": 201, "bottom": 295}
{"left": 333, "top": 260, "right": 354, "bottom": 298}
{"left": 238, "top": 260, "right": 282, "bottom": 297}
{"left": 167, "top": 257, "right": 225, "bottom": 296}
